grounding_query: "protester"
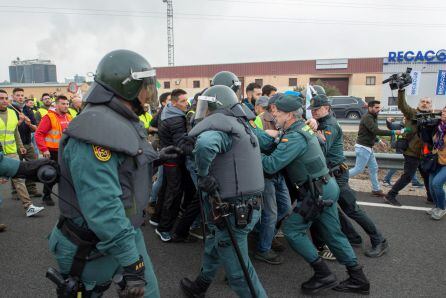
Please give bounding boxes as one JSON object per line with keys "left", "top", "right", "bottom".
{"left": 11, "top": 88, "right": 41, "bottom": 198}
{"left": 243, "top": 82, "right": 262, "bottom": 113}
{"left": 35, "top": 95, "right": 72, "bottom": 206}
{"left": 262, "top": 84, "right": 277, "bottom": 97}
{"left": 349, "top": 100, "right": 401, "bottom": 197}
{"left": 427, "top": 106, "right": 446, "bottom": 220}
{"left": 0, "top": 89, "right": 44, "bottom": 217}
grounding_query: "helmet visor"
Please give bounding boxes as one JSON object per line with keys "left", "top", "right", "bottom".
{"left": 195, "top": 95, "right": 223, "bottom": 120}
{"left": 143, "top": 76, "right": 158, "bottom": 108}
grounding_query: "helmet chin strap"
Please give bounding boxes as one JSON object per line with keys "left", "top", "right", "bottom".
{"left": 131, "top": 98, "right": 145, "bottom": 116}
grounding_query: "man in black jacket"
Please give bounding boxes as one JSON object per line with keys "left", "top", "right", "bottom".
{"left": 152, "top": 89, "right": 193, "bottom": 241}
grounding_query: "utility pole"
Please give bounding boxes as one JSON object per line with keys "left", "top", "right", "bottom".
{"left": 162, "top": 0, "right": 175, "bottom": 66}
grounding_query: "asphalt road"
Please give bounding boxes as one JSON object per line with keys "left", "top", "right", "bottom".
{"left": 0, "top": 184, "right": 445, "bottom": 298}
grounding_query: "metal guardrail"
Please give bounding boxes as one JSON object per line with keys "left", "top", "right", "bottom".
{"left": 344, "top": 151, "right": 404, "bottom": 170}
{"left": 338, "top": 119, "right": 386, "bottom": 125}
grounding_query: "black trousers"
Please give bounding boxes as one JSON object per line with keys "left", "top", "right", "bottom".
{"left": 155, "top": 164, "right": 184, "bottom": 232}
{"left": 388, "top": 155, "right": 432, "bottom": 201}
{"left": 43, "top": 150, "right": 58, "bottom": 197}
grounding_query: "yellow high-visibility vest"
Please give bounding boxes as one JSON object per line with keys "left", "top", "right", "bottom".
{"left": 0, "top": 109, "right": 19, "bottom": 154}
{"left": 68, "top": 108, "right": 78, "bottom": 118}
{"left": 139, "top": 112, "right": 152, "bottom": 129}
{"left": 38, "top": 107, "right": 48, "bottom": 118}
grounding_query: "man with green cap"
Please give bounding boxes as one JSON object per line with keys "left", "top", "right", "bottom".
{"left": 180, "top": 85, "right": 267, "bottom": 298}
{"left": 308, "top": 95, "right": 388, "bottom": 258}
{"left": 47, "top": 49, "right": 181, "bottom": 298}
{"left": 253, "top": 94, "right": 370, "bottom": 295}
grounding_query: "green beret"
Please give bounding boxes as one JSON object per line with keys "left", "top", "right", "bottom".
{"left": 308, "top": 95, "right": 330, "bottom": 110}
{"left": 275, "top": 94, "right": 302, "bottom": 112}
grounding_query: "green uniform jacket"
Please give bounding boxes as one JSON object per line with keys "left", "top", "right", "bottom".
{"left": 254, "top": 120, "right": 311, "bottom": 175}
{"left": 62, "top": 138, "right": 140, "bottom": 267}
{"left": 0, "top": 152, "right": 20, "bottom": 177}
{"left": 357, "top": 112, "right": 394, "bottom": 148}
{"left": 397, "top": 90, "right": 423, "bottom": 158}
{"left": 317, "top": 113, "right": 345, "bottom": 167}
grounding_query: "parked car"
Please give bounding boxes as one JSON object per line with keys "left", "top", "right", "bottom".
{"left": 328, "top": 96, "right": 368, "bottom": 119}
{"left": 380, "top": 106, "right": 403, "bottom": 116}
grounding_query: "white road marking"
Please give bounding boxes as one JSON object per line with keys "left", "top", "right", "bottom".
{"left": 357, "top": 201, "right": 431, "bottom": 211}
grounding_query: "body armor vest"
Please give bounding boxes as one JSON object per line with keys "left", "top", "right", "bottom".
{"left": 189, "top": 112, "right": 264, "bottom": 199}
{"left": 284, "top": 121, "right": 329, "bottom": 186}
{"left": 58, "top": 98, "right": 158, "bottom": 228}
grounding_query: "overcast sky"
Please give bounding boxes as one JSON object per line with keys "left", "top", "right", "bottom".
{"left": 0, "top": 0, "right": 445, "bottom": 82}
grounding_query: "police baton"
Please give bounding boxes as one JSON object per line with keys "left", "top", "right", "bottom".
{"left": 210, "top": 191, "right": 257, "bottom": 298}
{"left": 197, "top": 189, "right": 207, "bottom": 245}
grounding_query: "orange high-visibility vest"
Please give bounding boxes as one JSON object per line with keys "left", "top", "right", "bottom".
{"left": 44, "top": 111, "right": 72, "bottom": 149}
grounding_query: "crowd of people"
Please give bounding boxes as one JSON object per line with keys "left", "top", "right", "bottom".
{"left": 0, "top": 49, "right": 444, "bottom": 297}
{"left": 0, "top": 88, "right": 81, "bottom": 230}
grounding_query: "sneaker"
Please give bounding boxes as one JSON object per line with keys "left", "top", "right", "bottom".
{"left": 365, "top": 239, "right": 389, "bottom": 258}
{"left": 382, "top": 180, "right": 392, "bottom": 187}
{"left": 149, "top": 219, "right": 159, "bottom": 227}
{"left": 254, "top": 249, "right": 284, "bottom": 265}
{"left": 155, "top": 229, "right": 171, "bottom": 242}
{"left": 411, "top": 181, "right": 424, "bottom": 188}
{"left": 384, "top": 195, "right": 402, "bottom": 207}
{"left": 431, "top": 209, "right": 446, "bottom": 220}
{"left": 26, "top": 204, "right": 45, "bottom": 217}
{"left": 426, "top": 207, "right": 438, "bottom": 215}
{"left": 0, "top": 223, "right": 6, "bottom": 232}
{"left": 371, "top": 190, "right": 386, "bottom": 197}
{"left": 318, "top": 245, "right": 336, "bottom": 261}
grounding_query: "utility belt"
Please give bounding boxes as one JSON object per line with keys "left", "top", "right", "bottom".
{"left": 328, "top": 162, "right": 348, "bottom": 178}
{"left": 209, "top": 195, "right": 261, "bottom": 230}
{"left": 294, "top": 174, "right": 333, "bottom": 222}
{"left": 46, "top": 216, "right": 109, "bottom": 297}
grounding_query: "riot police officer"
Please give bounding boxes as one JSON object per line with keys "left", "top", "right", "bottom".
{"left": 253, "top": 94, "right": 370, "bottom": 295}
{"left": 180, "top": 85, "right": 267, "bottom": 298}
{"left": 47, "top": 50, "right": 180, "bottom": 298}
{"left": 308, "top": 95, "right": 388, "bottom": 258}
{"left": 211, "top": 71, "right": 257, "bottom": 121}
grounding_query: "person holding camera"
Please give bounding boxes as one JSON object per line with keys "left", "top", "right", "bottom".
{"left": 383, "top": 117, "right": 424, "bottom": 187}
{"left": 426, "top": 106, "right": 446, "bottom": 220}
{"left": 384, "top": 90, "right": 433, "bottom": 206}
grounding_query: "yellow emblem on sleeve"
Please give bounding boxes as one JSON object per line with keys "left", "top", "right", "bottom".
{"left": 92, "top": 145, "right": 111, "bottom": 162}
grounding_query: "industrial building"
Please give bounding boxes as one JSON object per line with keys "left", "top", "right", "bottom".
{"left": 9, "top": 58, "right": 57, "bottom": 83}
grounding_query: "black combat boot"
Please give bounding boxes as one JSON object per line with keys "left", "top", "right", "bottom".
{"left": 301, "top": 257, "right": 338, "bottom": 294}
{"left": 180, "top": 276, "right": 211, "bottom": 298}
{"left": 333, "top": 264, "right": 370, "bottom": 295}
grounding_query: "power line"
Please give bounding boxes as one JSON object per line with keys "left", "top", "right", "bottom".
{"left": 0, "top": 7, "right": 445, "bottom": 28}
{"left": 208, "top": 0, "right": 446, "bottom": 11}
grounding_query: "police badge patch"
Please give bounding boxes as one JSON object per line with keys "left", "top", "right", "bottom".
{"left": 92, "top": 145, "right": 111, "bottom": 162}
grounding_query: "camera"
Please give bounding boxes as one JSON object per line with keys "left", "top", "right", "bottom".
{"left": 415, "top": 112, "right": 441, "bottom": 144}
{"left": 415, "top": 112, "right": 441, "bottom": 127}
{"left": 383, "top": 67, "right": 413, "bottom": 90}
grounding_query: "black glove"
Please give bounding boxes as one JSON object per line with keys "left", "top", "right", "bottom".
{"left": 14, "top": 159, "right": 58, "bottom": 181}
{"left": 118, "top": 256, "right": 147, "bottom": 298}
{"left": 177, "top": 136, "right": 196, "bottom": 156}
{"left": 198, "top": 175, "right": 220, "bottom": 195}
{"left": 158, "top": 145, "right": 183, "bottom": 162}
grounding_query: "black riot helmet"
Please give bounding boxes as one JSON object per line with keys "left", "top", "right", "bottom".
{"left": 211, "top": 71, "right": 242, "bottom": 95}
{"left": 195, "top": 85, "right": 245, "bottom": 121}
{"left": 94, "top": 49, "right": 158, "bottom": 112}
